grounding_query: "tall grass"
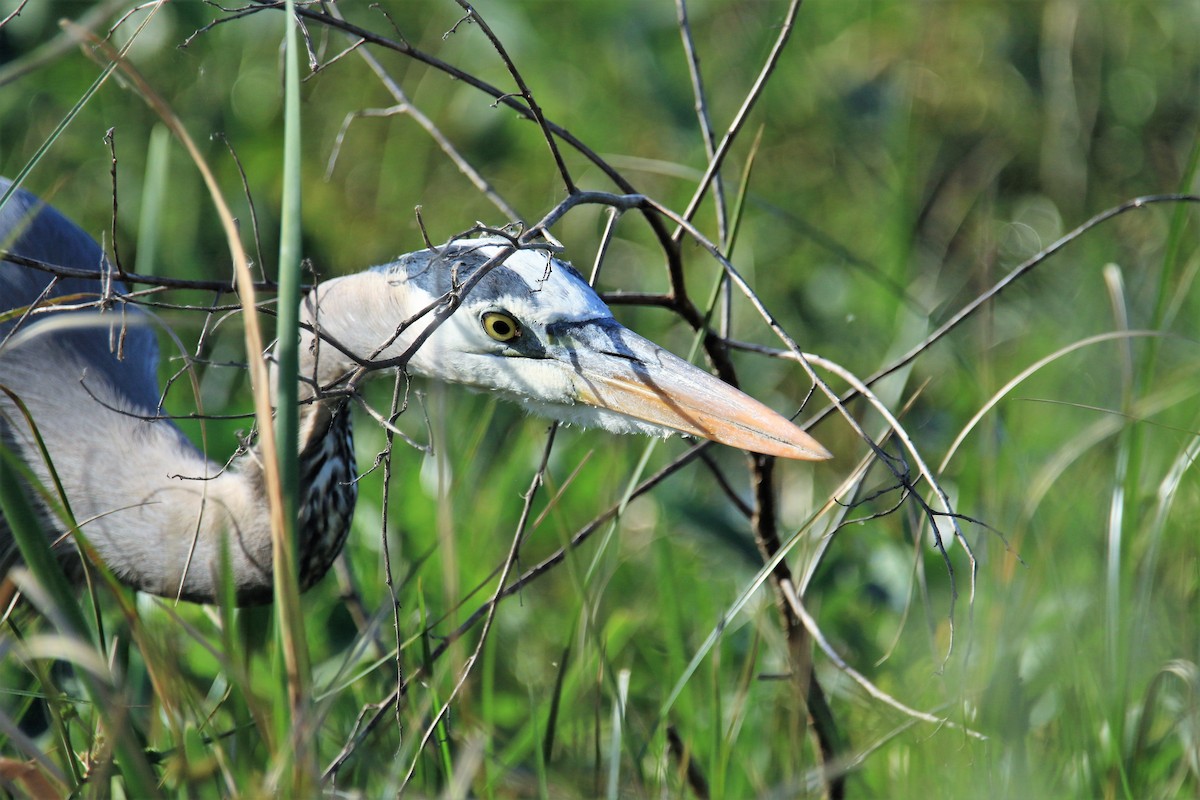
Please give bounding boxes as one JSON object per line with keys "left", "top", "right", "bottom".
{"left": 0, "top": 1, "right": 1197, "bottom": 797}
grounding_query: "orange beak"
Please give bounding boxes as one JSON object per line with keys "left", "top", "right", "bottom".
{"left": 557, "top": 320, "right": 831, "bottom": 461}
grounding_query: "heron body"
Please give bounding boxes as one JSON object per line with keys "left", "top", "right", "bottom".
{"left": 0, "top": 179, "right": 829, "bottom": 605}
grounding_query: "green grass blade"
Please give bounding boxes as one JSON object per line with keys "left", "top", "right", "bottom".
{"left": 269, "top": 0, "right": 313, "bottom": 789}
{"left": 605, "top": 668, "right": 630, "bottom": 800}
{"left": 0, "top": 454, "right": 161, "bottom": 797}
{"left": 0, "top": 65, "right": 115, "bottom": 216}
{"left": 134, "top": 124, "right": 171, "bottom": 277}
{"left": 0, "top": 456, "right": 87, "bottom": 642}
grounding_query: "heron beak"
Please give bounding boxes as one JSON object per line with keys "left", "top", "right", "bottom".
{"left": 554, "top": 320, "right": 831, "bottom": 461}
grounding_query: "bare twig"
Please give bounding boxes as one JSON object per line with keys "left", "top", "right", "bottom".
{"left": 102, "top": 128, "right": 126, "bottom": 277}
{"left": 749, "top": 454, "right": 845, "bottom": 799}
{"left": 239, "top": 1, "right": 689, "bottom": 286}
{"left": 448, "top": 1, "right": 576, "bottom": 194}
{"left": 323, "top": 441, "right": 708, "bottom": 780}
{"left": 779, "top": 577, "right": 986, "bottom": 740}
{"left": 0, "top": 0, "right": 30, "bottom": 30}
{"left": 215, "top": 133, "right": 268, "bottom": 281}
{"left": 675, "top": 0, "right": 728, "bottom": 245}
{"left": 398, "top": 426, "right": 558, "bottom": 790}
{"left": 0, "top": 249, "right": 277, "bottom": 294}
{"left": 809, "top": 194, "right": 1200, "bottom": 427}
{"left": 673, "top": 0, "right": 805, "bottom": 241}
{"left": 324, "top": 5, "right": 521, "bottom": 221}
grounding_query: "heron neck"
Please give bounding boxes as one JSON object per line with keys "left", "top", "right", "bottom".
{"left": 163, "top": 278, "right": 377, "bottom": 603}
{"left": 218, "top": 396, "right": 356, "bottom": 604}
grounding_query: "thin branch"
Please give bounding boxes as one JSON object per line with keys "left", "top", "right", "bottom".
{"left": 0, "top": 249, "right": 276, "bottom": 294}
{"left": 102, "top": 128, "right": 126, "bottom": 277}
{"left": 779, "top": 578, "right": 986, "bottom": 740}
{"left": 675, "top": 0, "right": 728, "bottom": 245}
{"left": 215, "top": 133, "right": 268, "bottom": 281}
{"left": 749, "top": 453, "right": 845, "bottom": 799}
{"left": 808, "top": 193, "right": 1200, "bottom": 427}
{"left": 240, "top": 1, "right": 688, "bottom": 289}
{"left": 323, "top": 441, "right": 708, "bottom": 780}
{"left": 673, "top": 0, "right": 805, "bottom": 241}
{"left": 696, "top": 450, "right": 753, "bottom": 519}
{"left": 399, "top": 426, "right": 558, "bottom": 790}
{"left": 324, "top": 4, "right": 521, "bottom": 221}
{"left": 0, "top": 0, "right": 30, "bottom": 29}
{"left": 448, "top": 1, "right": 576, "bottom": 194}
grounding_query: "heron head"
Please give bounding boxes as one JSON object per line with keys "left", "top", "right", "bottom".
{"left": 304, "top": 239, "right": 830, "bottom": 461}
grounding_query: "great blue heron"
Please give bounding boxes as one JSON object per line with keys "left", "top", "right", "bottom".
{"left": 0, "top": 179, "right": 829, "bottom": 605}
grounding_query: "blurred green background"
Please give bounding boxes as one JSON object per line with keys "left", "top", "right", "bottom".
{"left": 1, "top": 1, "right": 1198, "bottom": 797}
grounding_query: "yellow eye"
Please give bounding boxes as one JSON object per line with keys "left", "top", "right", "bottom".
{"left": 482, "top": 311, "right": 521, "bottom": 342}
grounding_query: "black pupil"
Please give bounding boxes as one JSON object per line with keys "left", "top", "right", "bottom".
{"left": 492, "top": 318, "right": 512, "bottom": 336}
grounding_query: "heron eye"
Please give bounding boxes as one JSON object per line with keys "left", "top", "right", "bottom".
{"left": 482, "top": 311, "right": 521, "bottom": 342}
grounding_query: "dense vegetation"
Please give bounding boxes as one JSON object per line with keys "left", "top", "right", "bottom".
{"left": 0, "top": 1, "right": 1197, "bottom": 797}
